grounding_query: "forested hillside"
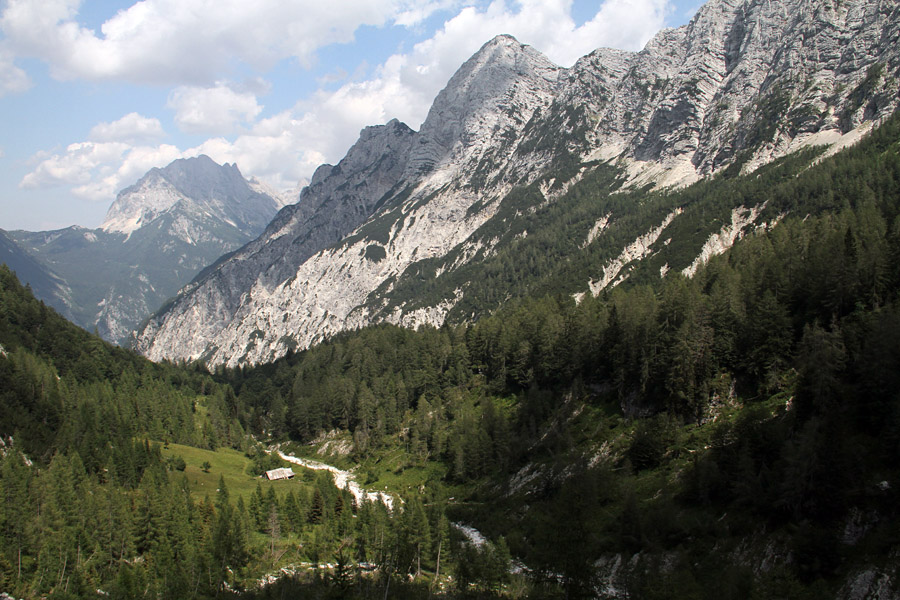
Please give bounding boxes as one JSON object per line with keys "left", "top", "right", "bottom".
{"left": 0, "top": 264, "right": 250, "bottom": 597}
{"left": 0, "top": 264, "right": 242, "bottom": 459}
{"left": 0, "top": 265, "right": 506, "bottom": 599}
{"left": 217, "top": 112, "right": 900, "bottom": 597}
{"left": 3, "top": 114, "right": 900, "bottom": 598}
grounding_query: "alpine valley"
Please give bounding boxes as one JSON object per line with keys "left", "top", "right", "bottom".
{"left": 3, "top": 0, "right": 900, "bottom": 598}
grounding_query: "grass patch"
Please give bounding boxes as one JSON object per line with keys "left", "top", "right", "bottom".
{"left": 159, "top": 442, "right": 319, "bottom": 503}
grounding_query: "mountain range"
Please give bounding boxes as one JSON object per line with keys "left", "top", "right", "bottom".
{"left": 135, "top": 0, "right": 900, "bottom": 367}
{"left": 6, "top": 155, "right": 285, "bottom": 344}
{"left": 3, "top": 0, "right": 900, "bottom": 596}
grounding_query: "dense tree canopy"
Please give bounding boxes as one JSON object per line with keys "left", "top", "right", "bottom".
{"left": 2, "top": 112, "right": 900, "bottom": 598}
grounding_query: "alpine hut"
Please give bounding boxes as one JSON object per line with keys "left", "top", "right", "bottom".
{"left": 265, "top": 467, "right": 295, "bottom": 481}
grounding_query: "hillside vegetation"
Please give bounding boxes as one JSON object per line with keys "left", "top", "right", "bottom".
{"left": 219, "top": 112, "right": 900, "bottom": 597}
{"left": 1, "top": 114, "right": 900, "bottom": 598}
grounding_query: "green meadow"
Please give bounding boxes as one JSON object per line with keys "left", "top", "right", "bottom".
{"left": 159, "top": 441, "right": 320, "bottom": 502}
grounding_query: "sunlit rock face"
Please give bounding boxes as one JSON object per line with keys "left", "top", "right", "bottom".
{"left": 137, "top": 0, "right": 900, "bottom": 367}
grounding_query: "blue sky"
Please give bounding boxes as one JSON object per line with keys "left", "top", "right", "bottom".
{"left": 0, "top": 0, "right": 702, "bottom": 231}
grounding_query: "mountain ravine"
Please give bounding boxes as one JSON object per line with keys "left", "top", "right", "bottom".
{"left": 136, "top": 0, "right": 900, "bottom": 367}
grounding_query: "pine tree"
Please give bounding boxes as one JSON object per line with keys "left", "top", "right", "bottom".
{"left": 0, "top": 452, "right": 31, "bottom": 588}
{"left": 267, "top": 503, "right": 280, "bottom": 560}
{"left": 308, "top": 488, "right": 324, "bottom": 524}
{"left": 249, "top": 481, "right": 265, "bottom": 531}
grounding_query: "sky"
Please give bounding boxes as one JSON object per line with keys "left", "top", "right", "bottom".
{"left": 0, "top": 0, "right": 702, "bottom": 232}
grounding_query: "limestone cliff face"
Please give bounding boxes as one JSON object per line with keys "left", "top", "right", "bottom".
{"left": 135, "top": 119, "right": 418, "bottom": 362}
{"left": 136, "top": 0, "right": 900, "bottom": 367}
{"left": 519, "top": 0, "right": 900, "bottom": 187}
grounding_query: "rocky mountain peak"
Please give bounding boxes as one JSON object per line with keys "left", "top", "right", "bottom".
{"left": 277, "top": 118, "right": 415, "bottom": 229}
{"left": 406, "top": 34, "right": 561, "bottom": 178}
{"left": 132, "top": 115, "right": 419, "bottom": 362}
{"left": 5, "top": 154, "right": 289, "bottom": 345}
{"left": 149, "top": 155, "right": 244, "bottom": 203}
{"left": 101, "top": 170, "right": 180, "bottom": 235}
{"left": 135, "top": 0, "right": 900, "bottom": 368}
{"left": 101, "top": 155, "right": 281, "bottom": 237}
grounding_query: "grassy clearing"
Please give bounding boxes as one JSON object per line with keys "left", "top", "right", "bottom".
{"left": 281, "top": 435, "right": 471, "bottom": 508}
{"left": 360, "top": 453, "right": 452, "bottom": 498}
{"left": 159, "top": 441, "right": 321, "bottom": 502}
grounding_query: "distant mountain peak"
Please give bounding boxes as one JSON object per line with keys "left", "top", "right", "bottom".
{"left": 247, "top": 176, "right": 292, "bottom": 209}
{"left": 100, "top": 154, "right": 278, "bottom": 236}
{"left": 9, "top": 154, "right": 285, "bottom": 345}
{"left": 100, "top": 170, "right": 181, "bottom": 235}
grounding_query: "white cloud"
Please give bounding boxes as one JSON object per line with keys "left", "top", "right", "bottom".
{"left": 168, "top": 0, "right": 671, "bottom": 192}
{"left": 168, "top": 82, "right": 263, "bottom": 135}
{"left": 0, "top": 0, "right": 452, "bottom": 86}
{"left": 15, "top": 0, "right": 672, "bottom": 208}
{"left": 21, "top": 141, "right": 130, "bottom": 189}
{"left": 394, "top": 0, "right": 461, "bottom": 27}
{"left": 19, "top": 111, "right": 175, "bottom": 201}
{"left": 321, "top": 0, "right": 669, "bottom": 131}
{"left": 88, "top": 112, "right": 166, "bottom": 143}
{"left": 20, "top": 140, "right": 182, "bottom": 201}
{"left": 226, "top": 0, "right": 671, "bottom": 166}
{"left": 186, "top": 111, "right": 329, "bottom": 192}
{"left": 565, "top": 0, "right": 672, "bottom": 60}
{"left": 106, "top": 144, "right": 184, "bottom": 194}
{"left": 0, "top": 48, "right": 31, "bottom": 95}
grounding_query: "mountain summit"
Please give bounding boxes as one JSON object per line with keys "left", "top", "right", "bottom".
{"left": 137, "top": 0, "right": 900, "bottom": 367}
{"left": 101, "top": 155, "right": 285, "bottom": 237}
{"left": 10, "top": 155, "right": 286, "bottom": 344}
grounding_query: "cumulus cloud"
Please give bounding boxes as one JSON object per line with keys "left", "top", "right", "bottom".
{"left": 0, "top": 49, "right": 30, "bottom": 95}
{"left": 189, "top": 0, "right": 671, "bottom": 184}
{"left": 21, "top": 141, "right": 130, "bottom": 190}
{"left": 16, "top": 0, "right": 673, "bottom": 207}
{"left": 0, "top": 0, "right": 449, "bottom": 86}
{"left": 298, "top": 0, "right": 669, "bottom": 136}
{"left": 88, "top": 112, "right": 166, "bottom": 143}
{"left": 563, "top": 0, "right": 672, "bottom": 60}
{"left": 184, "top": 111, "right": 328, "bottom": 193}
{"left": 20, "top": 138, "right": 183, "bottom": 202}
{"left": 394, "top": 0, "right": 461, "bottom": 28}
{"left": 168, "top": 82, "right": 263, "bottom": 135}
